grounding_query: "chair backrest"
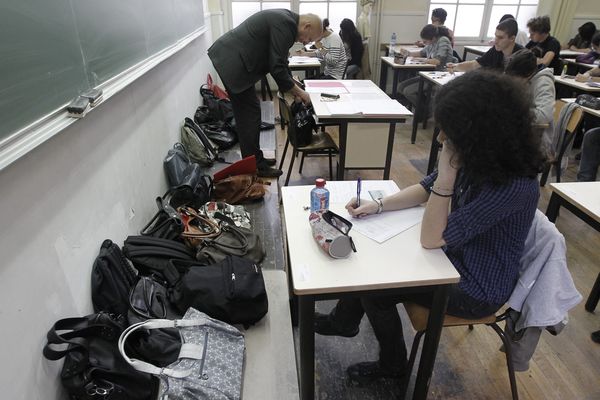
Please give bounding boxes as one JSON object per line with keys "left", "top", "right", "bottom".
{"left": 554, "top": 100, "right": 584, "bottom": 135}
{"left": 277, "top": 92, "right": 293, "bottom": 127}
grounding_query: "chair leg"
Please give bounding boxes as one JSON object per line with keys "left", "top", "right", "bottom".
{"left": 299, "top": 152, "right": 306, "bottom": 174}
{"left": 278, "top": 138, "right": 289, "bottom": 171}
{"left": 285, "top": 149, "right": 297, "bottom": 186}
{"left": 539, "top": 163, "right": 551, "bottom": 186}
{"left": 555, "top": 162, "right": 561, "bottom": 183}
{"left": 489, "top": 323, "right": 519, "bottom": 400}
{"left": 468, "top": 324, "right": 474, "bottom": 330}
{"left": 328, "top": 150, "right": 333, "bottom": 181}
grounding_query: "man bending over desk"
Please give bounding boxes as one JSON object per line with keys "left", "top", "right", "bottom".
{"left": 208, "top": 10, "right": 322, "bottom": 178}
{"left": 448, "top": 19, "right": 522, "bottom": 73}
{"left": 314, "top": 70, "right": 542, "bottom": 385}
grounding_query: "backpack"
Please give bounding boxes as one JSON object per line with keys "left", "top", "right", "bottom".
{"left": 200, "top": 85, "right": 234, "bottom": 123}
{"left": 180, "top": 118, "right": 220, "bottom": 166}
{"left": 91, "top": 240, "right": 138, "bottom": 316}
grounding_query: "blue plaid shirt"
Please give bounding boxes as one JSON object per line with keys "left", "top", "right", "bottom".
{"left": 421, "top": 171, "right": 539, "bottom": 305}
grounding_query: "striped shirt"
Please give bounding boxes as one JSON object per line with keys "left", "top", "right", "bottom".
{"left": 318, "top": 32, "right": 347, "bottom": 79}
{"left": 421, "top": 171, "right": 539, "bottom": 305}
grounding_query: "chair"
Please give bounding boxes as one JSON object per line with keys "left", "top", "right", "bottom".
{"left": 540, "top": 100, "right": 584, "bottom": 186}
{"left": 277, "top": 92, "right": 339, "bottom": 186}
{"left": 402, "top": 304, "right": 519, "bottom": 400}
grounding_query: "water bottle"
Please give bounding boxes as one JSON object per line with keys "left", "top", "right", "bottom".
{"left": 310, "top": 178, "right": 330, "bottom": 212}
{"left": 389, "top": 32, "right": 397, "bottom": 58}
{"left": 561, "top": 64, "right": 568, "bottom": 78}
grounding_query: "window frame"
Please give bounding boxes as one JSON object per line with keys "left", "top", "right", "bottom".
{"left": 428, "top": 0, "right": 538, "bottom": 43}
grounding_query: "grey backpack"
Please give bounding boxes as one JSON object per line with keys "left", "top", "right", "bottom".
{"left": 181, "top": 118, "right": 219, "bottom": 166}
{"left": 119, "top": 308, "right": 245, "bottom": 400}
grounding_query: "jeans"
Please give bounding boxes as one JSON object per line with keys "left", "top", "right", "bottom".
{"left": 577, "top": 127, "right": 600, "bottom": 182}
{"left": 328, "top": 285, "right": 502, "bottom": 370}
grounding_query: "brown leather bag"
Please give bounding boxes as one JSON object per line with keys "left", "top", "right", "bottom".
{"left": 212, "top": 174, "right": 269, "bottom": 204}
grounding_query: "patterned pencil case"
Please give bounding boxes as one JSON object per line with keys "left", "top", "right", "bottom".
{"left": 309, "top": 210, "right": 357, "bottom": 259}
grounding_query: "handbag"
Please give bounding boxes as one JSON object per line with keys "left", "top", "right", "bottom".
{"left": 178, "top": 206, "right": 221, "bottom": 248}
{"left": 309, "top": 210, "right": 357, "bottom": 258}
{"left": 576, "top": 94, "right": 600, "bottom": 110}
{"left": 198, "top": 122, "right": 238, "bottom": 150}
{"left": 119, "top": 308, "right": 245, "bottom": 400}
{"left": 43, "top": 312, "right": 157, "bottom": 400}
{"left": 201, "top": 201, "right": 252, "bottom": 229}
{"left": 290, "top": 102, "right": 315, "bottom": 147}
{"left": 171, "top": 257, "right": 268, "bottom": 325}
{"left": 212, "top": 174, "right": 268, "bottom": 204}
{"left": 196, "top": 219, "right": 265, "bottom": 264}
{"left": 141, "top": 196, "right": 184, "bottom": 240}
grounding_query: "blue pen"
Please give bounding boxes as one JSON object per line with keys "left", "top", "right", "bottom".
{"left": 356, "top": 177, "right": 361, "bottom": 207}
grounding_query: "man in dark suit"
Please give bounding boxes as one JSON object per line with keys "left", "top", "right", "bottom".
{"left": 209, "top": 10, "right": 322, "bottom": 177}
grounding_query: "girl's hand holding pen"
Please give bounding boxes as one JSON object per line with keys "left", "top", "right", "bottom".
{"left": 345, "top": 197, "right": 378, "bottom": 218}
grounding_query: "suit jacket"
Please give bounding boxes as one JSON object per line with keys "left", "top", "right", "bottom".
{"left": 208, "top": 9, "right": 298, "bottom": 94}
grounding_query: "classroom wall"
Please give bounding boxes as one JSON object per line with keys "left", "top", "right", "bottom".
{"left": 0, "top": 9, "right": 218, "bottom": 400}
{"left": 571, "top": 0, "right": 600, "bottom": 39}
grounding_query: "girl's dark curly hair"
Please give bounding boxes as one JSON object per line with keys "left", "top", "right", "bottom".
{"left": 433, "top": 69, "right": 543, "bottom": 186}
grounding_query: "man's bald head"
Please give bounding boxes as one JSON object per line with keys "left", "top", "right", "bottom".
{"left": 297, "top": 13, "right": 323, "bottom": 44}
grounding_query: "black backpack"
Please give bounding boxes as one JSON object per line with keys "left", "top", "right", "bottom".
{"left": 91, "top": 240, "right": 137, "bottom": 316}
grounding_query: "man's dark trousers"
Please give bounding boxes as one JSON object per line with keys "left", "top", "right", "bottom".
{"left": 226, "top": 85, "right": 265, "bottom": 166}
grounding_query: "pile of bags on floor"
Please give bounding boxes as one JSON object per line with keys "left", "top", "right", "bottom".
{"left": 42, "top": 78, "right": 273, "bottom": 399}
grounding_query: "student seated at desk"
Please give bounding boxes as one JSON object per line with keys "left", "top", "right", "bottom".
{"left": 340, "top": 18, "right": 364, "bottom": 79}
{"left": 563, "top": 22, "right": 597, "bottom": 52}
{"left": 314, "top": 70, "right": 542, "bottom": 384}
{"left": 397, "top": 24, "right": 455, "bottom": 107}
{"left": 505, "top": 49, "right": 555, "bottom": 157}
{"left": 575, "top": 65, "right": 600, "bottom": 82}
{"left": 577, "top": 127, "right": 600, "bottom": 182}
{"left": 297, "top": 18, "right": 347, "bottom": 79}
{"left": 416, "top": 8, "right": 455, "bottom": 47}
{"left": 526, "top": 16, "right": 562, "bottom": 75}
{"left": 574, "top": 32, "right": 600, "bottom": 65}
{"left": 494, "top": 14, "right": 528, "bottom": 46}
{"left": 448, "top": 18, "right": 522, "bottom": 73}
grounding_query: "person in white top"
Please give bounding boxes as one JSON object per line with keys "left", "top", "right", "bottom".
{"left": 297, "top": 18, "right": 347, "bottom": 79}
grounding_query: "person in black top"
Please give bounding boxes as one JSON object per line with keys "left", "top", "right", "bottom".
{"left": 526, "top": 16, "right": 562, "bottom": 75}
{"left": 448, "top": 18, "right": 522, "bottom": 73}
{"left": 339, "top": 18, "right": 364, "bottom": 79}
{"left": 563, "top": 22, "right": 597, "bottom": 52}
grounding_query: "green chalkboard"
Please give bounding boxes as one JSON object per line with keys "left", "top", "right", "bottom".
{"left": 0, "top": 0, "right": 205, "bottom": 140}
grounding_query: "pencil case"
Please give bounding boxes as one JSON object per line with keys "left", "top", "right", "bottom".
{"left": 309, "top": 210, "right": 356, "bottom": 259}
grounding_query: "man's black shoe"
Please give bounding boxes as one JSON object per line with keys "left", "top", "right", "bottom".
{"left": 347, "top": 361, "right": 406, "bottom": 386}
{"left": 314, "top": 312, "right": 359, "bottom": 337}
{"left": 592, "top": 330, "right": 600, "bottom": 344}
{"left": 263, "top": 158, "right": 277, "bottom": 166}
{"left": 257, "top": 166, "right": 283, "bottom": 178}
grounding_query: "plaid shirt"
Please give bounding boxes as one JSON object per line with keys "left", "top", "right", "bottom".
{"left": 421, "top": 171, "right": 539, "bottom": 305}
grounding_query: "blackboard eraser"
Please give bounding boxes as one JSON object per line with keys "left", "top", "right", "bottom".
{"left": 81, "top": 88, "right": 103, "bottom": 107}
{"left": 66, "top": 96, "right": 91, "bottom": 118}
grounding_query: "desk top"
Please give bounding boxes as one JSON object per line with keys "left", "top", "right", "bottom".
{"left": 464, "top": 45, "right": 492, "bottom": 54}
{"left": 550, "top": 182, "right": 600, "bottom": 223}
{"left": 560, "top": 49, "right": 586, "bottom": 58}
{"left": 554, "top": 75, "right": 600, "bottom": 92}
{"left": 306, "top": 79, "right": 412, "bottom": 119}
{"left": 562, "top": 97, "right": 600, "bottom": 118}
{"left": 381, "top": 56, "right": 437, "bottom": 69}
{"left": 282, "top": 182, "right": 460, "bottom": 295}
{"left": 563, "top": 58, "right": 595, "bottom": 69}
{"left": 288, "top": 56, "right": 322, "bottom": 68}
{"left": 419, "top": 70, "right": 465, "bottom": 86}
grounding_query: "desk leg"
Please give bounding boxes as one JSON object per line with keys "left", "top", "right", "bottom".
{"left": 384, "top": 123, "right": 397, "bottom": 180}
{"left": 545, "top": 192, "right": 561, "bottom": 223}
{"left": 413, "top": 284, "right": 449, "bottom": 400}
{"left": 392, "top": 69, "right": 400, "bottom": 99}
{"left": 586, "top": 273, "right": 600, "bottom": 312}
{"left": 462, "top": 49, "right": 467, "bottom": 62}
{"left": 337, "top": 123, "right": 348, "bottom": 180}
{"left": 299, "top": 295, "right": 315, "bottom": 400}
{"left": 426, "top": 127, "right": 441, "bottom": 175}
{"left": 261, "top": 77, "right": 267, "bottom": 102}
{"left": 380, "top": 62, "right": 388, "bottom": 92}
{"left": 411, "top": 77, "right": 425, "bottom": 144}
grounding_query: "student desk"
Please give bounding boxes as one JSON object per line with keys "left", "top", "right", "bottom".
{"left": 560, "top": 49, "right": 586, "bottom": 58}
{"left": 462, "top": 45, "right": 491, "bottom": 61}
{"left": 379, "top": 56, "right": 436, "bottom": 98}
{"left": 288, "top": 56, "right": 322, "bottom": 78}
{"left": 562, "top": 97, "right": 600, "bottom": 118}
{"left": 306, "top": 79, "right": 412, "bottom": 180}
{"left": 281, "top": 181, "right": 460, "bottom": 400}
{"left": 545, "top": 182, "right": 600, "bottom": 312}
{"left": 562, "top": 58, "right": 596, "bottom": 72}
{"left": 555, "top": 75, "right": 600, "bottom": 97}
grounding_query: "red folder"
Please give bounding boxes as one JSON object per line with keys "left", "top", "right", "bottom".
{"left": 213, "top": 155, "right": 257, "bottom": 182}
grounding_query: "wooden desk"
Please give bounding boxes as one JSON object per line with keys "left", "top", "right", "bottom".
{"left": 379, "top": 56, "right": 436, "bottom": 98}
{"left": 563, "top": 58, "right": 595, "bottom": 72}
{"left": 560, "top": 49, "right": 586, "bottom": 58}
{"left": 288, "top": 56, "right": 322, "bottom": 78}
{"left": 555, "top": 75, "right": 600, "bottom": 95}
{"left": 282, "top": 181, "right": 460, "bottom": 400}
{"left": 546, "top": 182, "right": 600, "bottom": 312}
{"left": 462, "top": 45, "right": 491, "bottom": 61}
{"left": 562, "top": 97, "right": 600, "bottom": 118}
{"left": 306, "top": 79, "right": 412, "bottom": 180}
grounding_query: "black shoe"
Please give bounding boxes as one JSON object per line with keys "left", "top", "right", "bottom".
{"left": 257, "top": 166, "right": 283, "bottom": 178}
{"left": 592, "top": 330, "right": 600, "bottom": 344}
{"left": 347, "top": 361, "right": 406, "bottom": 386}
{"left": 314, "top": 312, "right": 359, "bottom": 337}
{"left": 263, "top": 158, "right": 277, "bottom": 166}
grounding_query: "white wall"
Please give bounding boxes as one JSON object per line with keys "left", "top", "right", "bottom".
{"left": 0, "top": 14, "right": 218, "bottom": 400}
